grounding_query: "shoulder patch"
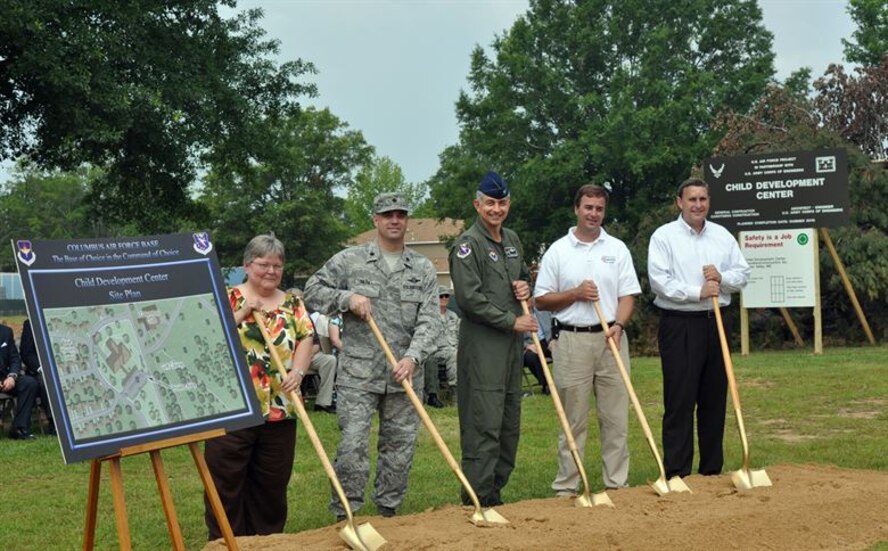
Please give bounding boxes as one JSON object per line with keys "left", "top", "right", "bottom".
{"left": 456, "top": 242, "right": 472, "bottom": 259}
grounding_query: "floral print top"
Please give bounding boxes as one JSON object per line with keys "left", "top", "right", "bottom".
{"left": 229, "top": 287, "right": 314, "bottom": 421}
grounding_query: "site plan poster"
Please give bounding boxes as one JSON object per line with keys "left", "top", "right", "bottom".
{"left": 13, "top": 233, "right": 263, "bottom": 463}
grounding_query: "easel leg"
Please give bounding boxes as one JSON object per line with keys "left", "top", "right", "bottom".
{"left": 108, "top": 457, "right": 132, "bottom": 551}
{"left": 150, "top": 450, "right": 186, "bottom": 551}
{"left": 189, "top": 442, "right": 240, "bottom": 551}
{"left": 83, "top": 459, "right": 101, "bottom": 551}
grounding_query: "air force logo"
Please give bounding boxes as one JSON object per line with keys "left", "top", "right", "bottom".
{"left": 456, "top": 242, "right": 472, "bottom": 259}
{"left": 192, "top": 232, "right": 213, "bottom": 255}
{"left": 17, "top": 240, "right": 35, "bottom": 266}
{"left": 709, "top": 163, "right": 725, "bottom": 179}
{"left": 504, "top": 246, "right": 518, "bottom": 258}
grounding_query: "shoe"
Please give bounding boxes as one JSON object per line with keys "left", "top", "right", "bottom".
{"left": 335, "top": 513, "right": 347, "bottom": 522}
{"left": 378, "top": 506, "right": 396, "bottom": 518}
{"left": 9, "top": 427, "right": 36, "bottom": 440}
{"left": 426, "top": 394, "right": 444, "bottom": 409}
{"left": 313, "top": 403, "right": 336, "bottom": 414}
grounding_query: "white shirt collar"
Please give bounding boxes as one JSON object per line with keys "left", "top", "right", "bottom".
{"left": 567, "top": 226, "right": 608, "bottom": 246}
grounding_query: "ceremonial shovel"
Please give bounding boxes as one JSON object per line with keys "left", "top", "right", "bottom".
{"left": 711, "top": 298, "right": 772, "bottom": 490}
{"left": 253, "top": 310, "right": 386, "bottom": 551}
{"left": 591, "top": 301, "right": 691, "bottom": 496}
{"left": 367, "top": 315, "right": 509, "bottom": 526}
{"left": 521, "top": 301, "right": 613, "bottom": 508}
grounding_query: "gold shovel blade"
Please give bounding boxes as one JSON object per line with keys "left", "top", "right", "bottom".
{"left": 667, "top": 475, "right": 692, "bottom": 493}
{"left": 731, "top": 467, "right": 773, "bottom": 490}
{"left": 339, "top": 521, "right": 387, "bottom": 551}
{"left": 649, "top": 478, "right": 670, "bottom": 496}
{"left": 576, "top": 491, "right": 615, "bottom": 508}
{"left": 470, "top": 507, "right": 510, "bottom": 526}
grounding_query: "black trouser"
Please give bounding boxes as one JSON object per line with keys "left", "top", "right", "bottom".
{"left": 204, "top": 420, "right": 297, "bottom": 540}
{"left": 9, "top": 374, "right": 38, "bottom": 432}
{"left": 522, "top": 338, "right": 551, "bottom": 392}
{"left": 658, "top": 309, "right": 728, "bottom": 478}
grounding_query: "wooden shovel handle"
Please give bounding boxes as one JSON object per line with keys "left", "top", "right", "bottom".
{"left": 365, "top": 315, "right": 485, "bottom": 511}
{"left": 251, "top": 310, "right": 358, "bottom": 523}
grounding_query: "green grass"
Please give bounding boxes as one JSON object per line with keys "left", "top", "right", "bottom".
{"left": 1, "top": 345, "right": 886, "bottom": 550}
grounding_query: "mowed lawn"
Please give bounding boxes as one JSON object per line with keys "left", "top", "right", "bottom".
{"left": 0, "top": 344, "right": 885, "bottom": 550}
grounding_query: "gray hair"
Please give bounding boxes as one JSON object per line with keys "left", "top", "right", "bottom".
{"left": 476, "top": 191, "right": 510, "bottom": 201}
{"left": 243, "top": 234, "right": 285, "bottom": 265}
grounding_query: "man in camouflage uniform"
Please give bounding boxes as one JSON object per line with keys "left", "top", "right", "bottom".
{"left": 449, "top": 171, "right": 537, "bottom": 507}
{"left": 304, "top": 192, "right": 438, "bottom": 519}
{"left": 422, "top": 285, "right": 460, "bottom": 408}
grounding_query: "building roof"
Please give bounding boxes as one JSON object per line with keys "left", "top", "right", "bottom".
{"left": 351, "top": 217, "right": 464, "bottom": 245}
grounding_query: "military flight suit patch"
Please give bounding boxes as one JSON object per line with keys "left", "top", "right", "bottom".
{"left": 488, "top": 250, "right": 499, "bottom": 262}
{"left": 504, "top": 246, "right": 518, "bottom": 258}
{"left": 456, "top": 242, "right": 472, "bottom": 258}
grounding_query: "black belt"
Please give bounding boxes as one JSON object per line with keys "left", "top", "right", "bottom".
{"left": 555, "top": 321, "right": 609, "bottom": 333}
{"left": 659, "top": 308, "right": 713, "bottom": 318}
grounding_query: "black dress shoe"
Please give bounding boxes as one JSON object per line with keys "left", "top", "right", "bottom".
{"left": 313, "top": 404, "right": 336, "bottom": 414}
{"left": 426, "top": 393, "right": 444, "bottom": 408}
{"left": 9, "top": 428, "right": 36, "bottom": 440}
{"left": 378, "top": 506, "right": 396, "bottom": 518}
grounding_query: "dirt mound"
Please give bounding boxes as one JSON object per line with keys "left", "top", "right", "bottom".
{"left": 203, "top": 464, "right": 888, "bottom": 550}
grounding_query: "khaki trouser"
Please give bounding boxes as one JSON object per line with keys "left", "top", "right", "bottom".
{"left": 551, "top": 330, "right": 630, "bottom": 492}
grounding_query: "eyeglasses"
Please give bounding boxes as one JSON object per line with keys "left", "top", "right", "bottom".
{"left": 251, "top": 261, "right": 284, "bottom": 273}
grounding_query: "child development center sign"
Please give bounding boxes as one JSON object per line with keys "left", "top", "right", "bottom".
{"left": 13, "top": 233, "right": 263, "bottom": 463}
{"left": 739, "top": 229, "right": 817, "bottom": 308}
{"left": 705, "top": 149, "right": 849, "bottom": 233}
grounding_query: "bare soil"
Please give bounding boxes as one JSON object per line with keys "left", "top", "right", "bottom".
{"left": 203, "top": 463, "right": 888, "bottom": 550}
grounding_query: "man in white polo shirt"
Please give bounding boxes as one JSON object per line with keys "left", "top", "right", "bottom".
{"left": 534, "top": 183, "right": 641, "bottom": 493}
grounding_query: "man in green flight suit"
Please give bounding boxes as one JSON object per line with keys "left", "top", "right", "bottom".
{"left": 449, "top": 171, "right": 538, "bottom": 506}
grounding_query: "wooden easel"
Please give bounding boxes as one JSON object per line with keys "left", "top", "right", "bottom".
{"left": 82, "top": 428, "right": 239, "bottom": 551}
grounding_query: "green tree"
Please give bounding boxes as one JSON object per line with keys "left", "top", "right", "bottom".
{"left": 0, "top": 1, "right": 315, "bottom": 232}
{"left": 0, "top": 164, "right": 100, "bottom": 270}
{"left": 198, "top": 107, "right": 373, "bottom": 283}
{"left": 842, "top": 0, "right": 888, "bottom": 67}
{"left": 344, "top": 156, "right": 433, "bottom": 234}
{"left": 814, "top": 58, "right": 888, "bottom": 160}
{"left": 429, "top": 0, "right": 775, "bottom": 258}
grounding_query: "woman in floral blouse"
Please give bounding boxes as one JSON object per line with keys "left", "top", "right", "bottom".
{"left": 204, "top": 234, "right": 314, "bottom": 540}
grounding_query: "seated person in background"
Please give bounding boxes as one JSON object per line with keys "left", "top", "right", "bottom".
{"left": 327, "top": 314, "right": 343, "bottom": 355}
{"left": 19, "top": 319, "right": 55, "bottom": 434}
{"left": 1, "top": 322, "right": 39, "bottom": 440}
{"left": 523, "top": 306, "right": 553, "bottom": 395}
{"left": 423, "top": 286, "right": 459, "bottom": 408}
{"left": 291, "top": 288, "right": 338, "bottom": 414}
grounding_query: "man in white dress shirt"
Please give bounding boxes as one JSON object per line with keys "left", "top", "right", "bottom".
{"left": 647, "top": 177, "right": 750, "bottom": 479}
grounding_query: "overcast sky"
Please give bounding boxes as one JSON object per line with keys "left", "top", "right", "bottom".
{"left": 0, "top": 1, "right": 857, "bottom": 185}
{"left": 235, "top": 0, "right": 857, "bottom": 185}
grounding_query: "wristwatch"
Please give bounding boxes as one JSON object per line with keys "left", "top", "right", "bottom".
{"left": 405, "top": 355, "right": 419, "bottom": 366}
{"left": 7, "top": 372, "right": 18, "bottom": 381}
